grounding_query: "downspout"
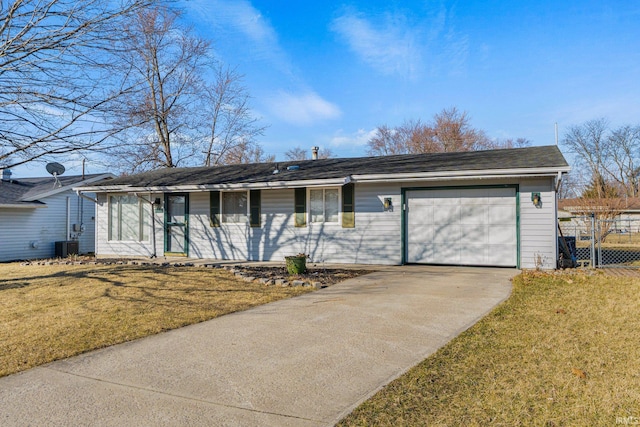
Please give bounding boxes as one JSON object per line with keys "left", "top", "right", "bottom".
{"left": 66, "top": 196, "right": 71, "bottom": 240}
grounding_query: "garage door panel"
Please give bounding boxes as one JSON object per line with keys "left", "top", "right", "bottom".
{"left": 462, "top": 244, "right": 489, "bottom": 263}
{"left": 461, "top": 224, "right": 489, "bottom": 242}
{"left": 488, "top": 244, "right": 517, "bottom": 265}
{"left": 434, "top": 193, "right": 462, "bottom": 205}
{"left": 430, "top": 244, "right": 460, "bottom": 263}
{"left": 489, "top": 205, "right": 516, "bottom": 223}
{"left": 434, "top": 205, "right": 460, "bottom": 223}
{"left": 408, "top": 244, "right": 434, "bottom": 264}
{"left": 406, "top": 187, "right": 517, "bottom": 267}
{"left": 433, "top": 223, "right": 461, "bottom": 242}
{"left": 460, "top": 205, "right": 488, "bottom": 223}
{"left": 489, "top": 225, "right": 516, "bottom": 244}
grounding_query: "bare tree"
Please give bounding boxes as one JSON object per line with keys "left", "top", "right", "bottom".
{"left": 202, "top": 66, "right": 267, "bottom": 167}
{"left": 284, "top": 146, "right": 334, "bottom": 161}
{"left": 110, "top": 6, "right": 209, "bottom": 172}
{"left": 0, "top": 0, "right": 153, "bottom": 169}
{"left": 219, "top": 140, "right": 274, "bottom": 165}
{"left": 109, "top": 7, "right": 270, "bottom": 172}
{"left": 562, "top": 119, "right": 640, "bottom": 197}
{"left": 367, "top": 108, "right": 501, "bottom": 156}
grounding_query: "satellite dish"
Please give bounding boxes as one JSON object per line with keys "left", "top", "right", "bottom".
{"left": 46, "top": 162, "right": 66, "bottom": 176}
{"left": 46, "top": 162, "right": 65, "bottom": 188}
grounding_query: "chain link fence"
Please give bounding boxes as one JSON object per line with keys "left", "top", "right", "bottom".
{"left": 558, "top": 215, "right": 640, "bottom": 268}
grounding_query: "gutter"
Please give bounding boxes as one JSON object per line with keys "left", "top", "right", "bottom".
{"left": 75, "top": 167, "right": 571, "bottom": 193}
{"left": 76, "top": 191, "right": 98, "bottom": 204}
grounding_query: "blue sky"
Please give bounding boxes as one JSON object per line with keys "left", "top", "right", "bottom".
{"left": 13, "top": 0, "right": 640, "bottom": 176}
{"left": 177, "top": 0, "right": 640, "bottom": 160}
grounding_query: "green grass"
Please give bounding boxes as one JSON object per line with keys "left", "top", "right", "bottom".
{"left": 339, "top": 270, "right": 640, "bottom": 426}
{"left": 0, "top": 263, "right": 313, "bottom": 377}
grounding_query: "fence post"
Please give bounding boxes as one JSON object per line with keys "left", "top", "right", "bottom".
{"left": 590, "top": 214, "right": 597, "bottom": 267}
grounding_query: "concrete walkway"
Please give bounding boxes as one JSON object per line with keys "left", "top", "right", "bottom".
{"left": 0, "top": 265, "right": 515, "bottom": 426}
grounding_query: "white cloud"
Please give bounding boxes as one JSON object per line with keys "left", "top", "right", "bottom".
{"left": 181, "top": 0, "right": 291, "bottom": 69}
{"left": 331, "top": 10, "right": 421, "bottom": 78}
{"left": 330, "top": 128, "right": 377, "bottom": 147}
{"left": 266, "top": 91, "right": 341, "bottom": 126}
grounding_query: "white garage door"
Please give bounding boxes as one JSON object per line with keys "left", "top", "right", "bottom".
{"left": 406, "top": 187, "right": 517, "bottom": 267}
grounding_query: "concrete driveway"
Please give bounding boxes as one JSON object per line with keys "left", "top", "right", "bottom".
{"left": 0, "top": 265, "right": 514, "bottom": 426}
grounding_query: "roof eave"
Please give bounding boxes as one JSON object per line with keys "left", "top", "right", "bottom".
{"left": 0, "top": 203, "right": 48, "bottom": 209}
{"left": 351, "top": 166, "right": 571, "bottom": 182}
{"left": 77, "top": 166, "right": 570, "bottom": 193}
{"left": 23, "top": 173, "right": 115, "bottom": 202}
{"left": 77, "top": 177, "right": 351, "bottom": 193}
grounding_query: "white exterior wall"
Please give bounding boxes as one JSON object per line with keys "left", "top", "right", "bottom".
{"left": 95, "top": 193, "right": 163, "bottom": 258}
{"left": 189, "top": 183, "right": 402, "bottom": 265}
{"left": 0, "top": 191, "right": 97, "bottom": 262}
{"left": 519, "top": 178, "right": 557, "bottom": 269}
{"left": 93, "top": 176, "right": 558, "bottom": 268}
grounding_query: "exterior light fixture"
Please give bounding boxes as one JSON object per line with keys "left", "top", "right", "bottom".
{"left": 531, "top": 192, "right": 542, "bottom": 208}
{"left": 384, "top": 197, "right": 393, "bottom": 210}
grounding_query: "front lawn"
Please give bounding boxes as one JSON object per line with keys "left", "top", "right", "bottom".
{"left": 339, "top": 270, "right": 640, "bottom": 426}
{"left": 0, "top": 263, "right": 314, "bottom": 377}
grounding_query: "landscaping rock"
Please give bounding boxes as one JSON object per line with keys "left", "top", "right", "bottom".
{"left": 292, "top": 280, "right": 306, "bottom": 287}
{"left": 242, "top": 276, "right": 256, "bottom": 282}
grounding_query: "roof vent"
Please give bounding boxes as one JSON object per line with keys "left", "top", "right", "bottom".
{"left": 287, "top": 165, "right": 300, "bottom": 171}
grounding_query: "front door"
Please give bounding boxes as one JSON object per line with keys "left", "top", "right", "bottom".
{"left": 165, "top": 194, "right": 189, "bottom": 256}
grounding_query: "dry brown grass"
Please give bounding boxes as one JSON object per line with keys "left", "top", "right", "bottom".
{"left": 339, "top": 270, "right": 640, "bottom": 426}
{"left": 0, "top": 263, "right": 312, "bottom": 377}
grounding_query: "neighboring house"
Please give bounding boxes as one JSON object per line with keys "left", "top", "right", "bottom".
{"left": 558, "top": 197, "right": 640, "bottom": 234}
{"left": 559, "top": 197, "right": 640, "bottom": 220}
{"left": 0, "top": 170, "right": 114, "bottom": 262}
{"left": 77, "top": 146, "right": 570, "bottom": 269}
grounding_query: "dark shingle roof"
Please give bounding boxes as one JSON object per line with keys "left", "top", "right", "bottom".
{"left": 92, "top": 145, "right": 568, "bottom": 189}
{"left": 0, "top": 174, "right": 110, "bottom": 206}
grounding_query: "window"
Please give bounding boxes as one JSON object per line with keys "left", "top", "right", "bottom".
{"left": 108, "top": 195, "right": 149, "bottom": 241}
{"left": 222, "top": 191, "right": 248, "bottom": 223}
{"left": 310, "top": 188, "right": 339, "bottom": 223}
{"left": 210, "top": 190, "right": 261, "bottom": 227}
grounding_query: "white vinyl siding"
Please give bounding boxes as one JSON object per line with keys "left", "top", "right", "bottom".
{"left": 92, "top": 177, "right": 559, "bottom": 269}
{"left": 186, "top": 184, "right": 402, "bottom": 264}
{"left": 519, "top": 179, "right": 557, "bottom": 269}
{"left": 0, "top": 191, "right": 98, "bottom": 262}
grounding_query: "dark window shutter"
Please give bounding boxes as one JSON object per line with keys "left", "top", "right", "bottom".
{"left": 250, "top": 190, "right": 261, "bottom": 227}
{"left": 342, "top": 183, "right": 355, "bottom": 228}
{"left": 294, "top": 187, "right": 306, "bottom": 227}
{"left": 209, "top": 191, "right": 220, "bottom": 227}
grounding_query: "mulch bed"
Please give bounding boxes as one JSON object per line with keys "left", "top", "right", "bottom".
{"left": 235, "top": 265, "right": 370, "bottom": 286}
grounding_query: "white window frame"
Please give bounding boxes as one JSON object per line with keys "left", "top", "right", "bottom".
{"left": 308, "top": 187, "right": 340, "bottom": 224}
{"left": 108, "top": 194, "right": 150, "bottom": 241}
{"left": 221, "top": 190, "right": 249, "bottom": 224}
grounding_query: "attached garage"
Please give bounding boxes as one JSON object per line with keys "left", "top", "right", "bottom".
{"left": 404, "top": 186, "right": 517, "bottom": 267}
